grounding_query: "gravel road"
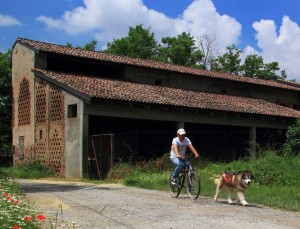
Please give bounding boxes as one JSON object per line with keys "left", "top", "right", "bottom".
{"left": 17, "top": 179, "right": 300, "bottom": 229}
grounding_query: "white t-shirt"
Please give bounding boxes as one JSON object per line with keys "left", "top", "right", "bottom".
{"left": 170, "top": 137, "right": 191, "bottom": 159}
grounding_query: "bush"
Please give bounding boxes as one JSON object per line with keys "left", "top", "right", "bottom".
{"left": 248, "top": 151, "right": 300, "bottom": 187}
{"left": 282, "top": 118, "right": 300, "bottom": 155}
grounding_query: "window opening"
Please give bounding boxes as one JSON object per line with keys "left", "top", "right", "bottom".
{"left": 68, "top": 104, "right": 78, "bottom": 118}
{"left": 19, "top": 136, "right": 24, "bottom": 160}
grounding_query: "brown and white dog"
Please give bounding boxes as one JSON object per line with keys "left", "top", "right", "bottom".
{"left": 214, "top": 171, "right": 253, "bottom": 206}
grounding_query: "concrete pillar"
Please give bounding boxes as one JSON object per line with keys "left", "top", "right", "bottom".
{"left": 249, "top": 126, "right": 257, "bottom": 156}
{"left": 176, "top": 121, "right": 185, "bottom": 130}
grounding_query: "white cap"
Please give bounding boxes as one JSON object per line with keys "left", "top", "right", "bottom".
{"left": 177, "top": 128, "right": 186, "bottom": 135}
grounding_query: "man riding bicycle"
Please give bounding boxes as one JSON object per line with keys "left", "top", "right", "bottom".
{"left": 170, "top": 128, "right": 200, "bottom": 185}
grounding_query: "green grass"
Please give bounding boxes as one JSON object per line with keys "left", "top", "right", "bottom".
{"left": 118, "top": 151, "right": 300, "bottom": 212}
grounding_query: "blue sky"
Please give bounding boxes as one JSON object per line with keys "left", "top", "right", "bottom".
{"left": 1, "top": 0, "right": 300, "bottom": 81}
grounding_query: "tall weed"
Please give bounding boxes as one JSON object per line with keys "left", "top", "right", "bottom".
{"left": 0, "top": 160, "right": 55, "bottom": 179}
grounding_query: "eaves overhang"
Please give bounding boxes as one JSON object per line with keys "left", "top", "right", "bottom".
{"left": 32, "top": 69, "right": 91, "bottom": 103}
{"left": 31, "top": 69, "right": 300, "bottom": 120}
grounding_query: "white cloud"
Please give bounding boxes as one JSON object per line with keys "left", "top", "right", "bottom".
{"left": 35, "top": 0, "right": 300, "bottom": 81}
{"left": 252, "top": 16, "right": 300, "bottom": 81}
{"left": 36, "top": 0, "right": 241, "bottom": 51}
{"left": 0, "top": 14, "right": 21, "bottom": 27}
{"left": 178, "top": 0, "right": 241, "bottom": 50}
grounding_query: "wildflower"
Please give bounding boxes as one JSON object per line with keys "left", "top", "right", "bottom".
{"left": 12, "top": 225, "right": 21, "bottom": 229}
{"left": 24, "top": 215, "right": 32, "bottom": 221}
{"left": 13, "top": 200, "right": 19, "bottom": 205}
{"left": 36, "top": 214, "right": 46, "bottom": 220}
{"left": 3, "top": 193, "right": 11, "bottom": 197}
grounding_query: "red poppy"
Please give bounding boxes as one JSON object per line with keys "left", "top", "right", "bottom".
{"left": 13, "top": 200, "right": 19, "bottom": 205}
{"left": 6, "top": 196, "right": 12, "bottom": 201}
{"left": 24, "top": 215, "right": 32, "bottom": 221}
{"left": 12, "top": 225, "right": 21, "bottom": 229}
{"left": 3, "top": 193, "right": 11, "bottom": 197}
{"left": 36, "top": 214, "right": 46, "bottom": 220}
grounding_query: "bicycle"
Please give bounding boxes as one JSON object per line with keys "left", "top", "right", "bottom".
{"left": 168, "top": 160, "right": 201, "bottom": 199}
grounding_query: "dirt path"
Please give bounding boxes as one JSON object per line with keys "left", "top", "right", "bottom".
{"left": 17, "top": 179, "right": 300, "bottom": 229}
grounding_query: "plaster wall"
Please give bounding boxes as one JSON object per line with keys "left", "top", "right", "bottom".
{"left": 11, "top": 44, "right": 36, "bottom": 163}
{"left": 65, "top": 94, "right": 83, "bottom": 178}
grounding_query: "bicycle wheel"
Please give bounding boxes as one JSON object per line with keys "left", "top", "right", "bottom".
{"left": 168, "top": 174, "right": 180, "bottom": 198}
{"left": 186, "top": 171, "right": 201, "bottom": 199}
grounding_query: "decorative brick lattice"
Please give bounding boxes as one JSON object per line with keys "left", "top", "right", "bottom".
{"left": 35, "top": 80, "right": 48, "bottom": 164}
{"left": 49, "top": 128, "right": 63, "bottom": 174}
{"left": 50, "top": 86, "right": 64, "bottom": 122}
{"left": 49, "top": 85, "right": 65, "bottom": 175}
{"left": 18, "top": 78, "right": 31, "bottom": 126}
{"left": 34, "top": 82, "right": 65, "bottom": 175}
{"left": 35, "top": 139, "right": 47, "bottom": 164}
{"left": 35, "top": 81, "right": 47, "bottom": 124}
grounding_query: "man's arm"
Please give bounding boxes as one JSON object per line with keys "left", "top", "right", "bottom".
{"left": 188, "top": 144, "right": 200, "bottom": 158}
{"left": 173, "top": 143, "right": 183, "bottom": 159}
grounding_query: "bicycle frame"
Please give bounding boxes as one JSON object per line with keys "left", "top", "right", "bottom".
{"left": 168, "top": 161, "right": 201, "bottom": 199}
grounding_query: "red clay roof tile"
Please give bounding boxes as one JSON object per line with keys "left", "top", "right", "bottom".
{"left": 16, "top": 37, "right": 300, "bottom": 92}
{"left": 33, "top": 69, "right": 300, "bottom": 119}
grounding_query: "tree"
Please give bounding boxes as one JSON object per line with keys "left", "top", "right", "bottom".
{"left": 105, "top": 24, "right": 158, "bottom": 59}
{"left": 210, "top": 45, "right": 242, "bottom": 74}
{"left": 0, "top": 49, "right": 12, "bottom": 154}
{"left": 66, "top": 40, "right": 98, "bottom": 51}
{"left": 239, "top": 54, "right": 264, "bottom": 78}
{"left": 240, "top": 54, "right": 286, "bottom": 80}
{"left": 81, "top": 40, "right": 97, "bottom": 51}
{"left": 282, "top": 119, "right": 300, "bottom": 155}
{"left": 158, "top": 32, "right": 203, "bottom": 68}
{"left": 102, "top": 24, "right": 287, "bottom": 79}
{"left": 196, "top": 34, "right": 219, "bottom": 70}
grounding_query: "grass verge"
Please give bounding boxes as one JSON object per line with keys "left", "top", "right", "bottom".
{"left": 120, "top": 151, "right": 300, "bottom": 212}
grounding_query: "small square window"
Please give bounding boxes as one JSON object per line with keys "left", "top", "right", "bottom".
{"left": 68, "top": 104, "right": 77, "bottom": 118}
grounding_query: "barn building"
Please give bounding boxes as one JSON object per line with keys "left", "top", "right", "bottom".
{"left": 11, "top": 38, "right": 300, "bottom": 178}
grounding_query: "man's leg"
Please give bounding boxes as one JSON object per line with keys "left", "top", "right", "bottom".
{"left": 171, "top": 158, "right": 186, "bottom": 178}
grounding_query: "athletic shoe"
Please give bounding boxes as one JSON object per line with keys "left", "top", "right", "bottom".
{"left": 171, "top": 177, "right": 177, "bottom": 185}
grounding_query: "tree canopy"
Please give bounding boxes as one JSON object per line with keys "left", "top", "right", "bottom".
{"left": 210, "top": 45, "right": 242, "bottom": 75}
{"left": 102, "top": 25, "right": 286, "bottom": 80}
{"left": 105, "top": 24, "right": 158, "bottom": 59}
{"left": 158, "top": 32, "right": 204, "bottom": 68}
{"left": 0, "top": 50, "right": 12, "bottom": 154}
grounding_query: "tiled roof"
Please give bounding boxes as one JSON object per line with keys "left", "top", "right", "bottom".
{"left": 33, "top": 69, "right": 300, "bottom": 119}
{"left": 16, "top": 37, "right": 300, "bottom": 92}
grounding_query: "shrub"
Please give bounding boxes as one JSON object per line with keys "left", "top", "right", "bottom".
{"left": 248, "top": 151, "right": 300, "bottom": 187}
{"left": 282, "top": 118, "right": 300, "bottom": 155}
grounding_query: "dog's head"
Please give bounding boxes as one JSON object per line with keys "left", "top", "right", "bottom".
{"left": 241, "top": 171, "right": 254, "bottom": 186}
